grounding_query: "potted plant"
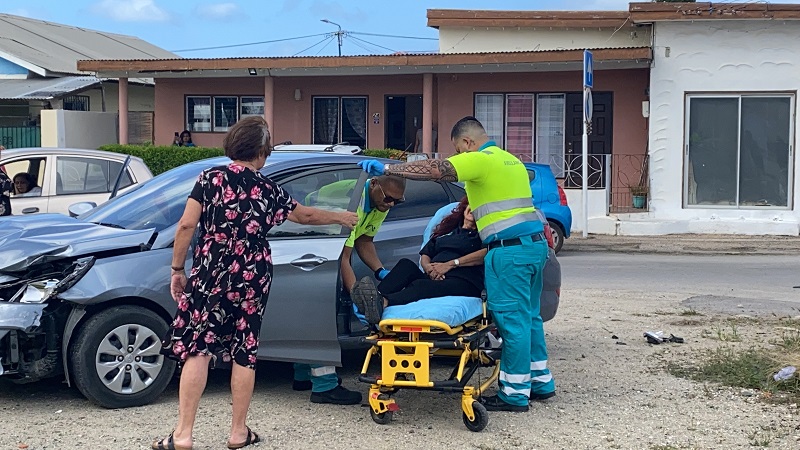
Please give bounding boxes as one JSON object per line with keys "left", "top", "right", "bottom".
{"left": 629, "top": 184, "right": 648, "bottom": 209}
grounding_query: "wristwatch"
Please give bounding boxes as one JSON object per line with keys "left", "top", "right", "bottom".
{"left": 453, "top": 259, "right": 460, "bottom": 267}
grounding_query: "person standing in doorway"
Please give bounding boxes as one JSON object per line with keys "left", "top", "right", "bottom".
{"left": 414, "top": 127, "right": 438, "bottom": 157}
{"left": 358, "top": 116, "right": 554, "bottom": 412}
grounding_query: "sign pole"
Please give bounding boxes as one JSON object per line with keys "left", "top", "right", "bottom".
{"left": 582, "top": 49, "right": 593, "bottom": 239}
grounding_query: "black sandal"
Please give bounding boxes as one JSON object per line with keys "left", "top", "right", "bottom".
{"left": 152, "top": 432, "right": 192, "bottom": 450}
{"left": 227, "top": 426, "right": 261, "bottom": 449}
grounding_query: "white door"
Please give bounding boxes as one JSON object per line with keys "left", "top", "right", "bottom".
{"left": 3, "top": 155, "right": 49, "bottom": 215}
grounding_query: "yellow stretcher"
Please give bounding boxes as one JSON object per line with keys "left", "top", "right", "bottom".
{"left": 358, "top": 303, "right": 500, "bottom": 432}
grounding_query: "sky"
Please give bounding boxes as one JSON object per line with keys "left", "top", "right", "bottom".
{"left": 0, "top": 0, "right": 656, "bottom": 58}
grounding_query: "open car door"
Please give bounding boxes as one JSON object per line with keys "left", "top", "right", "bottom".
{"left": 258, "top": 166, "right": 366, "bottom": 366}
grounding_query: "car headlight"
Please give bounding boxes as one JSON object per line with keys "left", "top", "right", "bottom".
{"left": 8, "top": 257, "right": 95, "bottom": 304}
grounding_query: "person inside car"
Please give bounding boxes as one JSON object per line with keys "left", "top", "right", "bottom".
{"left": 13, "top": 172, "right": 42, "bottom": 197}
{"left": 293, "top": 174, "right": 406, "bottom": 405}
{"left": 351, "top": 196, "right": 486, "bottom": 324}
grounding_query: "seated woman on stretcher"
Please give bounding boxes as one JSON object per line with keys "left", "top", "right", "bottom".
{"left": 352, "top": 197, "right": 487, "bottom": 325}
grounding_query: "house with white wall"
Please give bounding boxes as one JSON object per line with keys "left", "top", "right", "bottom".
{"left": 0, "top": 13, "right": 176, "bottom": 147}
{"left": 608, "top": 2, "right": 800, "bottom": 236}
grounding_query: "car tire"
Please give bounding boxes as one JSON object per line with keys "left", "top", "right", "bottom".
{"left": 70, "top": 305, "right": 176, "bottom": 409}
{"left": 548, "top": 220, "right": 565, "bottom": 254}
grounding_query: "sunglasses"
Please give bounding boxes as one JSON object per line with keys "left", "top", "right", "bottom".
{"left": 376, "top": 181, "right": 404, "bottom": 204}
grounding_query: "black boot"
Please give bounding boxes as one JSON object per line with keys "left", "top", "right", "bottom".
{"left": 310, "top": 385, "right": 362, "bottom": 405}
{"left": 351, "top": 277, "right": 383, "bottom": 325}
{"left": 480, "top": 395, "right": 529, "bottom": 412}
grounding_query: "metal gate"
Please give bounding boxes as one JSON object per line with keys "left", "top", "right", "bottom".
{"left": 0, "top": 126, "right": 41, "bottom": 148}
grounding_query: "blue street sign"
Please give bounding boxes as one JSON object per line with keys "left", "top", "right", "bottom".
{"left": 583, "top": 49, "right": 593, "bottom": 88}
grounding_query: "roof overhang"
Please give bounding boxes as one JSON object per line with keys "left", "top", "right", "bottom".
{"left": 0, "top": 76, "right": 100, "bottom": 100}
{"left": 77, "top": 47, "right": 652, "bottom": 79}
{"left": 630, "top": 2, "right": 800, "bottom": 23}
{"left": 426, "top": 9, "right": 633, "bottom": 29}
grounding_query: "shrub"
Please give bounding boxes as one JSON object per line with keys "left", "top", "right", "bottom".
{"left": 363, "top": 148, "right": 407, "bottom": 161}
{"left": 99, "top": 144, "right": 224, "bottom": 175}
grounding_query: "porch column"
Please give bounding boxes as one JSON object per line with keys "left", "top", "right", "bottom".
{"left": 118, "top": 77, "right": 128, "bottom": 145}
{"left": 422, "top": 73, "right": 434, "bottom": 158}
{"left": 264, "top": 76, "right": 274, "bottom": 136}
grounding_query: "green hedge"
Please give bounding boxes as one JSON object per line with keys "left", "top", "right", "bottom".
{"left": 99, "top": 145, "right": 224, "bottom": 176}
{"left": 98, "top": 145, "right": 407, "bottom": 176}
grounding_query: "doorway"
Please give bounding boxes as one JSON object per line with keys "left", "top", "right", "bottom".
{"left": 564, "top": 92, "right": 613, "bottom": 188}
{"left": 385, "top": 95, "right": 422, "bottom": 151}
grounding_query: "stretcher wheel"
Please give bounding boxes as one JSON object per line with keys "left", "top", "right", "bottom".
{"left": 370, "top": 409, "right": 393, "bottom": 425}
{"left": 463, "top": 401, "right": 489, "bottom": 432}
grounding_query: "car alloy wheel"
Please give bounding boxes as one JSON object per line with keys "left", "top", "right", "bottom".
{"left": 95, "top": 323, "right": 164, "bottom": 395}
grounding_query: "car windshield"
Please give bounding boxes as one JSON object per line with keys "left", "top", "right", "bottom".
{"left": 79, "top": 161, "right": 211, "bottom": 232}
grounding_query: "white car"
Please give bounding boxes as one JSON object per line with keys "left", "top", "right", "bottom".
{"left": 0, "top": 148, "right": 152, "bottom": 216}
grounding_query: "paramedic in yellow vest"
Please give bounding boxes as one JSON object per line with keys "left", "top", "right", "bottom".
{"left": 293, "top": 174, "right": 406, "bottom": 405}
{"left": 358, "top": 116, "right": 554, "bottom": 412}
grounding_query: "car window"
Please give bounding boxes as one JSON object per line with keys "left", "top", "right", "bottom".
{"left": 528, "top": 169, "right": 536, "bottom": 182}
{"left": 3, "top": 157, "right": 46, "bottom": 197}
{"left": 56, "top": 156, "right": 132, "bottom": 194}
{"left": 385, "top": 180, "right": 451, "bottom": 221}
{"left": 268, "top": 167, "right": 362, "bottom": 238}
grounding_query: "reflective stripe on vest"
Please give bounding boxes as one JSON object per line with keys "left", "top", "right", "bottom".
{"left": 472, "top": 197, "right": 533, "bottom": 222}
{"left": 479, "top": 212, "right": 540, "bottom": 241}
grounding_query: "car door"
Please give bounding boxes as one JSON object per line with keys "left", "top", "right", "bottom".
{"left": 3, "top": 155, "right": 50, "bottom": 215}
{"left": 258, "top": 165, "right": 364, "bottom": 366}
{"left": 52, "top": 156, "right": 134, "bottom": 214}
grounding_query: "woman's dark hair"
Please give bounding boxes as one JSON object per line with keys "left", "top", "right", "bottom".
{"left": 13, "top": 172, "right": 37, "bottom": 194}
{"left": 179, "top": 130, "right": 192, "bottom": 143}
{"left": 431, "top": 196, "right": 469, "bottom": 239}
{"left": 222, "top": 116, "right": 272, "bottom": 161}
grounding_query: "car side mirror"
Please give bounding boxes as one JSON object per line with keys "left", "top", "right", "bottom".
{"left": 68, "top": 202, "right": 97, "bottom": 218}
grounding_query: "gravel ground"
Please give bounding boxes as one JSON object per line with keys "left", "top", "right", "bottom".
{"left": 2, "top": 287, "right": 799, "bottom": 450}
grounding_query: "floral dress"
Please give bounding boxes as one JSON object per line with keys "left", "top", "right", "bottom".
{"left": 161, "top": 163, "right": 296, "bottom": 369}
{"left": 0, "top": 168, "right": 12, "bottom": 216}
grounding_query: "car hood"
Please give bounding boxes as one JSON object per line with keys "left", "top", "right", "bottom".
{"left": 0, "top": 214, "right": 156, "bottom": 272}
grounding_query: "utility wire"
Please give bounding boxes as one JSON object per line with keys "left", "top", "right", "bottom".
{"left": 292, "top": 36, "right": 334, "bottom": 56}
{"left": 172, "top": 33, "right": 328, "bottom": 53}
{"left": 347, "top": 39, "right": 378, "bottom": 55}
{"left": 349, "top": 31, "right": 438, "bottom": 41}
{"left": 348, "top": 35, "right": 396, "bottom": 53}
{"left": 314, "top": 36, "right": 336, "bottom": 56}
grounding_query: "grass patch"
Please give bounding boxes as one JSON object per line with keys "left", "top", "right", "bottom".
{"left": 670, "top": 319, "right": 705, "bottom": 327}
{"left": 668, "top": 345, "right": 800, "bottom": 402}
{"left": 679, "top": 308, "right": 703, "bottom": 316}
{"left": 707, "top": 322, "right": 740, "bottom": 342}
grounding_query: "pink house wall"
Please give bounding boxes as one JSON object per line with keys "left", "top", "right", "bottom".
{"left": 155, "top": 76, "right": 425, "bottom": 149}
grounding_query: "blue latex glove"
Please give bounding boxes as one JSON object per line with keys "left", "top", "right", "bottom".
{"left": 358, "top": 160, "right": 385, "bottom": 176}
{"left": 377, "top": 268, "right": 390, "bottom": 280}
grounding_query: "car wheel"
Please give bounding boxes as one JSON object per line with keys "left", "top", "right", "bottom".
{"left": 547, "top": 220, "right": 565, "bottom": 254}
{"left": 70, "top": 305, "right": 176, "bottom": 409}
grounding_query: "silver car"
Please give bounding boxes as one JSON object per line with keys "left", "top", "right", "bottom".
{"left": 0, "top": 151, "right": 560, "bottom": 408}
{"left": 0, "top": 147, "right": 152, "bottom": 216}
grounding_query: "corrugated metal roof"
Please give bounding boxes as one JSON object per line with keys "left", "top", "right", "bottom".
{"left": 0, "top": 76, "right": 99, "bottom": 100}
{"left": 0, "top": 13, "right": 177, "bottom": 76}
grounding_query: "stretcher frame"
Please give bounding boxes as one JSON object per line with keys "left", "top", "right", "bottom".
{"left": 358, "top": 301, "right": 500, "bottom": 432}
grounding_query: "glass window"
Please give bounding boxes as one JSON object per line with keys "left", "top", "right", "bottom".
{"left": 56, "top": 157, "right": 125, "bottom": 195}
{"left": 685, "top": 95, "right": 793, "bottom": 208}
{"left": 186, "top": 96, "right": 211, "bottom": 132}
{"left": 312, "top": 96, "right": 368, "bottom": 148}
{"left": 313, "top": 97, "right": 339, "bottom": 145}
{"left": 213, "top": 96, "right": 238, "bottom": 132}
{"left": 4, "top": 157, "right": 45, "bottom": 197}
{"left": 241, "top": 97, "right": 265, "bottom": 119}
{"left": 505, "top": 94, "right": 535, "bottom": 162}
{"left": 385, "top": 180, "right": 451, "bottom": 221}
{"left": 475, "top": 94, "right": 504, "bottom": 147}
{"left": 536, "top": 94, "right": 566, "bottom": 177}
{"left": 269, "top": 167, "right": 363, "bottom": 237}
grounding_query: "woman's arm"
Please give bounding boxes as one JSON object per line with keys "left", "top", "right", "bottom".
{"left": 170, "top": 198, "right": 202, "bottom": 301}
{"left": 420, "top": 254, "right": 433, "bottom": 275}
{"left": 428, "top": 248, "right": 487, "bottom": 278}
{"left": 288, "top": 204, "right": 358, "bottom": 227}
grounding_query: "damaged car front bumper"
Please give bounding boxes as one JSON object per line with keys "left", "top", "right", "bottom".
{"left": 0, "top": 302, "right": 46, "bottom": 376}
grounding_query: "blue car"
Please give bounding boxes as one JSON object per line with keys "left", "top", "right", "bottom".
{"left": 525, "top": 163, "right": 572, "bottom": 253}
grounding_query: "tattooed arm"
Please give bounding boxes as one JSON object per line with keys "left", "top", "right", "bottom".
{"left": 383, "top": 159, "right": 459, "bottom": 182}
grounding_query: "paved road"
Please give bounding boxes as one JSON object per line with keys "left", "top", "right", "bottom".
{"left": 559, "top": 251, "right": 800, "bottom": 314}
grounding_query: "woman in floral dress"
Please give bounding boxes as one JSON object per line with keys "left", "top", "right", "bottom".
{"left": 153, "top": 117, "right": 357, "bottom": 450}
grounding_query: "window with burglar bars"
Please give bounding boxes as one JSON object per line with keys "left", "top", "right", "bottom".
{"left": 63, "top": 95, "right": 90, "bottom": 111}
